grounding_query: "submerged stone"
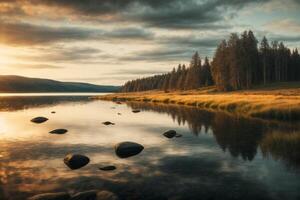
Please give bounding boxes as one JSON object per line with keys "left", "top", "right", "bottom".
{"left": 102, "top": 121, "right": 115, "bottom": 126}
{"left": 28, "top": 192, "right": 70, "bottom": 200}
{"left": 49, "top": 129, "right": 68, "bottom": 134}
{"left": 132, "top": 109, "right": 141, "bottom": 113}
{"left": 99, "top": 165, "right": 116, "bottom": 171}
{"left": 31, "top": 117, "right": 48, "bottom": 124}
{"left": 175, "top": 134, "right": 183, "bottom": 138}
{"left": 163, "top": 130, "right": 177, "bottom": 138}
{"left": 115, "top": 141, "right": 144, "bottom": 158}
{"left": 64, "top": 154, "right": 90, "bottom": 170}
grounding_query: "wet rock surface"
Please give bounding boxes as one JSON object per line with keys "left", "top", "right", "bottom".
{"left": 31, "top": 117, "right": 48, "bottom": 124}
{"left": 115, "top": 141, "right": 144, "bottom": 158}
{"left": 102, "top": 121, "right": 115, "bottom": 125}
{"left": 64, "top": 154, "right": 90, "bottom": 170}
{"left": 132, "top": 109, "right": 141, "bottom": 113}
{"left": 28, "top": 192, "right": 70, "bottom": 200}
{"left": 70, "top": 190, "right": 97, "bottom": 200}
{"left": 99, "top": 165, "right": 116, "bottom": 171}
{"left": 163, "top": 130, "right": 177, "bottom": 138}
{"left": 96, "top": 190, "right": 119, "bottom": 200}
{"left": 49, "top": 129, "right": 68, "bottom": 134}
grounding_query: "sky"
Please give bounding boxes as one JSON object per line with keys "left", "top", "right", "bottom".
{"left": 0, "top": 0, "right": 299, "bottom": 85}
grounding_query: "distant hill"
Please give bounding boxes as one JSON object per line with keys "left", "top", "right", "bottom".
{"left": 0, "top": 75, "right": 120, "bottom": 93}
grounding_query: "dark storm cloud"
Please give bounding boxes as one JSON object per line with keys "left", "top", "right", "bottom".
{"left": 0, "top": 22, "right": 99, "bottom": 45}
{"left": 0, "top": 21, "right": 153, "bottom": 45}
{"left": 1, "top": 0, "right": 270, "bottom": 29}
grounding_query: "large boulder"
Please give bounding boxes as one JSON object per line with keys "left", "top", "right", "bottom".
{"left": 28, "top": 192, "right": 70, "bottom": 200}
{"left": 163, "top": 130, "right": 177, "bottom": 138}
{"left": 115, "top": 142, "right": 144, "bottom": 158}
{"left": 31, "top": 117, "right": 48, "bottom": 124}
{"left": 49, "top": 129, "right": 68, "bottom": 134}
{"left": 64, "top": 154, "right": 90, "bottom": 170}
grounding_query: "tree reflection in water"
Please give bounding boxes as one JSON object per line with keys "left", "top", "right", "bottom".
{"left": 126, "top": 102, "right": 300, "bottom": 167}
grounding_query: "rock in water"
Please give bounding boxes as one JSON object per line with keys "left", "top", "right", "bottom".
{"left": 31, "top": 117, "right": 48, "bottom": 124}
{"left": 115, "top": 142, "right": 144, "bottom": 158}
{"left": 97, "top": 191, "right": 119, "bottom": 200}
{"left": 28, "top": 192, "right": 70, "bottom": 200}
{"left": 175, "top": 134, "right": 182, "bottom": 138}
{"left": 102, "top": 121, "right": 115, "bottom": 126}
{"left": 64, "top": 154, "right": 90, "bottom": 170}
{"left": 70, "top": 190, "right": 97, "bottom": 200}
{"left": 51, "top": 111, "right": 56, "bottom": 114}
{"left": 99, "top": 165, "right": 116, "bottom": 171}
{"left": 132, "top": 109, "right": 140, "bottom": 113}
{"left": 49, "top": 129, "right": 68, "bottom": 134}
{"left": 163, "top": 130, "right": 177, "bottom": 138}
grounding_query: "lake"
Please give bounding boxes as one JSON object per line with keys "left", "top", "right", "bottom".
{"left": 0, "top": 94, "right": 299, "bottom": 200}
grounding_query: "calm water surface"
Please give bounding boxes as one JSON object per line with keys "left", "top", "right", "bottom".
{"left": 0, "top": 94, "right": 299, "bottom": 200}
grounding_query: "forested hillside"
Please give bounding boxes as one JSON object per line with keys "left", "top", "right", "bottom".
{"left": 0, "top": 75, "right": 120, "bottom": 93}
{"left": 122, "top": 30, "right": 300, "bottom": 92}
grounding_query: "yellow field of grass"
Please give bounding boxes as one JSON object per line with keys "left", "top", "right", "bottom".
{"left": 97, "top": 82, "right": 300, "bottom": 121}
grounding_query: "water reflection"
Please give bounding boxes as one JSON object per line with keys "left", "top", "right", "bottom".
{"left": 0, "top": 98, "right": 299, "bottom": 200}
{"left": 126, "top": 102, "right": 300, "bottom": 166}
{"left": 0, "top": 95, "right": 93, "bottom": 111}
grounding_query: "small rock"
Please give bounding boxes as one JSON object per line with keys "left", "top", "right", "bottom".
{"left": 97, "top": 191, "right": 119, "bottom": 200}
{"left": 175, "top": 134, "right": 182, "bottom": 138}
{"left": 115, "top": 142, "right": 144, "bottom": 158}
{"left": 111, "top": 107, "right": 116, "bottom": 109}
{"left": 116, "top": 102, "right": 122, "bottom": 104}
{"left": 51, "top": 111, "right": 56, "bottom": 114}
{"left": 64, "top": 154, "right": 90, "bottom": 170}
{"left": 49, "top": 129, "right": 68, "bottom": 134}
{"left": 99, "top": 165, "right": 116, "bottom": 171}
{"left": 163, "top": 130, "right": 177, "bottom": 138}
{"left": 102, "top": 121, "right": 115, "bottom": 126}
{"left": 132, "top": 109, "right": 140, "bottom": 113}
{"left": 28, "top": 192, "right": 70, "bottom": 200}
{"left": 117, "top": 113, "right": 121, "bottom": 115}
{"left": 31, "top": 117, "right": 48, "bottom": 124}
{"left": 70, "top": 190, "right": 97, "bottom": 200}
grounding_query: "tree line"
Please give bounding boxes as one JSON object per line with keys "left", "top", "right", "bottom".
{"left": 122, "top": 30, "right": 300, "bottom": 92}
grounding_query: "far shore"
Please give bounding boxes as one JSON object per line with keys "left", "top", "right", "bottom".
{"left": 95, "top": 82, "right": 300, "bottom": 121}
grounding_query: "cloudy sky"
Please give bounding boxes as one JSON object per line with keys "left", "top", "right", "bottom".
{"left": 0, "top": 0, "right": 299, "bottom": 85}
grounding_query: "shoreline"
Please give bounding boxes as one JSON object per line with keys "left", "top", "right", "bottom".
{"left": 95, "top": 84, "right": 300, "bottom": 121}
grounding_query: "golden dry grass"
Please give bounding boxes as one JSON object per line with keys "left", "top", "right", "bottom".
{"left": 96, "top": 82, "right": 300, "bottom": 121}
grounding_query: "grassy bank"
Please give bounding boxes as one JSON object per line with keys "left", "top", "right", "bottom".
{"left": 96, "top": 82, "right": 300, "bottom": 121}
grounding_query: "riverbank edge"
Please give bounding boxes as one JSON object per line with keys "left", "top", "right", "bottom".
{"left": 94, "top": 88, "right": 300, "bottom": 121}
